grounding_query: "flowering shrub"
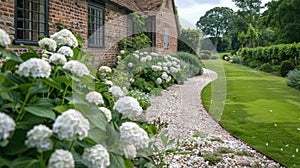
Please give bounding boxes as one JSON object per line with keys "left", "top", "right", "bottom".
{"left": 0, "top": 29, "right": 156, "bottom": 167}
{"left": 0, "top": 27, "right": 204, "bottom": 167}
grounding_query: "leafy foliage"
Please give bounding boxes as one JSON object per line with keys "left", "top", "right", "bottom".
{"left": 286, "top": 69, "right": 300, "bottom": 90}
{"left": 177, "top": 29, "right": 201, "bottom": 55}
{"left": 279, "top": 60, "right": 295, "bottom": 77}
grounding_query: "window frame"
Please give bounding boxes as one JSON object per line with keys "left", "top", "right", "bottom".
{"left": 88, "top": 0, "right": 105, "bottom": 48}
{"left": 14, "top": 0, "right": 49, "bottom": 45}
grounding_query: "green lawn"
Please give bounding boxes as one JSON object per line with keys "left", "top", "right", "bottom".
{"left": 202, "top": 60, "right": 300, "bottom": 167}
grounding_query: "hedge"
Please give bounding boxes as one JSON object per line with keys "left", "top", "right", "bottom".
{"left": 237, "top": 43, "right": 300, "bottom": 67}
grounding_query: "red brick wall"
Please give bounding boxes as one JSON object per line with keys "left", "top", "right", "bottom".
{"left": 154, "top": 0, "right": 178, "bottom": 54}
{"left": 87, "top": 2, "right": 128, "bottom": 67}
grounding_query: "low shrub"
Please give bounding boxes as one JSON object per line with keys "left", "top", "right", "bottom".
{"left": 260, "top": 63, "right": 273, "bottom": 73}
{"left": 231, "top": 55, "right": 243, "bottom": 64}
{"left": 248, "top": 60, "right": 262, "bottom": 69}
{"left": 200, "top": 54, "right": 210, "bottom": 60}
{"left": 279, "top": 60, "right": 295, "bottom": 77}
{"left": 286, "top": 69, "right": 300, "bottom": 90}
{"left": 210, "top": 55, "right": 218, "bottom": 60}
{"left": 173, "top": 52, "right": 203, "bottom": 76}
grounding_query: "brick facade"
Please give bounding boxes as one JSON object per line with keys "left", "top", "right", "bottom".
{"left": 0, "top": 0, "right": 178, "bottom": 66}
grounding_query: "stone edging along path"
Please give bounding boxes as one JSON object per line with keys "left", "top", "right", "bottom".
{"left": 145, "top": 69, "right": 285, "bottom": 168}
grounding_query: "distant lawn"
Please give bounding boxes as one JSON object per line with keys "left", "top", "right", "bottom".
{"left": 202, "top": 60, "right": 300, "bottom": 167}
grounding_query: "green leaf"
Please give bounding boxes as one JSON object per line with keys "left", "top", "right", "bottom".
{"left": 4, "top": 129, "right": 28, "bottom": 155}
{"left": 108, "top": 153, "right": 126, "bottom": 168}
{"left": 0, "top": 157, "right": 12, "bottom": 167}
{"left": 124, "top": 159, "right": 134, "bottom": 168}
{"left": 105, "top": 125, "right": 120, "bottom": 149}
{"left": 144, "top": 162, "right": 157, "bottom": 168}
{"left": 52, "top": 105, "right": 70, "bottom": 113}
{"left": 39, "top": 78, "right": 62, "bottom": 90}
{"left": 1, "top": 50, "right": 23, "bottom": 62}
{"left": 88, "top": 127, "right": 107, "bottom": 144}
{"left": 24, "top": 106, "right": 56, "bottom": 120}
{"left": 160, "top": 133, "right": 168, "bottom": 147}
{"left": 17, "top": 113, "right": 44, "bottom": 129}
{"left": 11, "top": 157, "right": 41, "bottom": 168}
{"left": 1, "top": 59, "right": 19, "bottom": 71}
{"left": 0, "top": 72, "right": 6, "bottom": 85}
{"left": 20, "top": 52, "right": 40, "bottom": 61}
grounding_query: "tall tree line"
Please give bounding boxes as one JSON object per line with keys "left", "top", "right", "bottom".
{"left": 195, "top": 0, "right": 300, "bottom": 52}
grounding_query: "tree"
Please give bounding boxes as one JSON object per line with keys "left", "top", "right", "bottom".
{"left": 177, "top": 29, "right": 201, "bottom": 54}
{"left": 196, "top": 7, "right": 234, "bottom": 50}
{"left": 265, "top": 0, "right": 300, "bottom": 43}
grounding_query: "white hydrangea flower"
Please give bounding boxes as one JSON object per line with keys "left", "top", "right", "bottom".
{"left": 120, "top": 50, "right": 125, "bottom": 54}
{"left": 48, "top": 149, "right": 75, "bottom": 168}
{"left": 104, "top": 80, "right": 113, "bottom": 86}
{"left": 152, "top": 65, "right": 162, "bottom": 71}
{"left": 50, "top": 29, "right": 78, "bottom": 48}
{"left": 0, "top": 28, "right": 11, "bottom": 47}
{"left": 119, "top": 144, "right": 137, "bottom": 159}
{"left": 86, "top": 91, "right": 104, "bottom": 105}
{"left": 127, "top": 62, "right": 133, "bottom": 68}
{"left": 162, "top": 62, "right": 168, "bottom": 67}
{"left": 108, "top": 86, "right": 124, "bottom": 99}
{"left": 172, "top": 61, "right": 178, "bottom": 66}
{"left": 167, "top": 61, "right": 172, "bottom": 67}
{"left": 99, "top": 107, "right": 112, "bottom": 122}
{"left": 0, "top": 112, "right": 15, "bottom": 141}
{"left": 63, "top": 60, "right": 90, "bottom": 77}
{"left": 157, "top": 62, "right": 162, "bottom": 66}
{"left": 119, "top": 122, "right": 149, "bottom": 150}
{"left": 113, "top": 96, "right": 142, "bottom": 120}
{"left": 57, "top": 46, "right": 74, "bottom": 57}
{"left": 151, "top": 52, "right": 159, "bottom": 57}
{"left": 38, "top": 38, "right": 57, "bottom": 51}
{"left": 140, "top": 57, "right": 147, "bottom": 62}
{"left": 163, "top": 66, "right": 169, "bottom": 73}
{"left": 49, "top": 53, "right": 67, "bottom": 65}
{"left": 156, "top": 78, "right": 162, "bottom": 84}
{"left": 18, "top": 58, "right": 51, "bottom": 78}
{"left": 133, "top": 53, "right": 139, "bottom": 58}
{"left": 170, "top": 67, "right": 178, "bottom": 73}
{"left": 145, "top": 55, "right": 152, "bottom": 62}
{"left": 99, "top": 66, "right": 112, "bottom": 73}
{"left": 162, "top": 72, "right": 168, "bottom": 80}
{"left": 82, "top": 144, "right": 110, "bottom": 168}
{"left": 143, "top": 52, "right": 148, "bottom": 55}
{"left": 52, "top": 109, "right": 90, "bottom": 141}
{"left": 25, "top": 124, "right": 53, "bottom": 153}
{"left": 166, "top": 76, "right": 172, "bottom": 83}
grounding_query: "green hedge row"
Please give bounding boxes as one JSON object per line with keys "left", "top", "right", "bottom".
{"left": 237, "top": 43, "right": 300, "bottom": 66}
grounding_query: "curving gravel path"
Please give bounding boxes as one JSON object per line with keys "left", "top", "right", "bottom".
{"left": 146, "top": 69, "right": 285, "bottom": 168}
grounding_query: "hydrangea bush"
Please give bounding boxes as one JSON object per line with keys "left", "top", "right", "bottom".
{"left": 0, "top": 28, "right": 203, "bottom": 167}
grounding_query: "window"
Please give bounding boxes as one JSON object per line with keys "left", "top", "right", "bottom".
{"left": 145, "top": 16, "right": 156, "bottom": 47}
{"left": 15, "top": 0, "right": 48, "bottom": 44}
{"left": 88, "top": 1, "right": 105, "bottom": 48}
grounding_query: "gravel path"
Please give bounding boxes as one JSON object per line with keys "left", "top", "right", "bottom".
{"left": 146, "top": 69, "right": 284, "bottom": 168}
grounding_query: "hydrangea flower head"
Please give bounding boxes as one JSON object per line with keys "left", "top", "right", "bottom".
{"left": 57, "top": 46, "right": 74, "bottom": 57}
{"left": 0, "top": 28, "right": 11, "bottom": 47}
{"left": 162, "top": 72, "right": 168, "bottom": 80}
{"left": 108, "top": 86, "right": 124, "bottom": 99}
{"left": 119, "top": 144, "right": 137, "bottom": 159}
{"left": 52, "top": 109, "right": 90, "bottom": 141}
{"left": 99, "top": 66, "right": 112, "bottom": 73}
{"left": 120, "top": 122, "right": 149, "bottom": 150}
{"left": 49, "top": 53, "right": 67, "bottom": 65}
{"left": 127, "top": 62, "right": 133, "bottom": 68}
{"left": 38, "top": 38, "right": 57, "bottom": 51}
{"left": 104, "top": 80, "right": 113, "bottom": 86}
{"left": 18, "top": 58, "right": 52, "bottom": 78}
{"left": 25, "top": 124, "right": 53, "bottom": 153}
{"left": 99, "top": 107, "right": 112, "bottom": 122}
{"left": 86, "top": 91, "right": 104, "bottom": 105}
{"left": 50, "top": 29, "right": 78, "bottom": 48}
{"left": 63, "top": 60, "right": 90, "bottom": 77}
{"left": 0, "top": 112, "right": 15, "bottom": 141}
{"left": 113, "top": 96, "right": 142, "bottom": 120}
{"left": 156, "top": 78, "right": 162, "bottom": 84}
{"left": 82, "top": 144, "right": 110, "bottom": 168}
{"left": 48, "top": 149, "right": 75, "bottom": 168}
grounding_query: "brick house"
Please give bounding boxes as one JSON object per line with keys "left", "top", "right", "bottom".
{"left": 0, "top": 0, "right": 179, "bottom": 66}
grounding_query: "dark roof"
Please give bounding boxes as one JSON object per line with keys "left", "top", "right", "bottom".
{"left": 110, "top": 0, "right": 163, "bottom": 12}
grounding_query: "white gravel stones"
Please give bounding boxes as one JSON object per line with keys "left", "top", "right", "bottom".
{"left": 146, "top": 69, "right": 284, "bottom": 168}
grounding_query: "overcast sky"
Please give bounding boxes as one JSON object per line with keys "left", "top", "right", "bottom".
{"left": 174, "top": 0, "right": 272, "bottom": 29}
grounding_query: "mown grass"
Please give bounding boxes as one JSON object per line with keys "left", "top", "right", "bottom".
{"left": 201, "top": 59, "right": 300, "bottom": 167}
